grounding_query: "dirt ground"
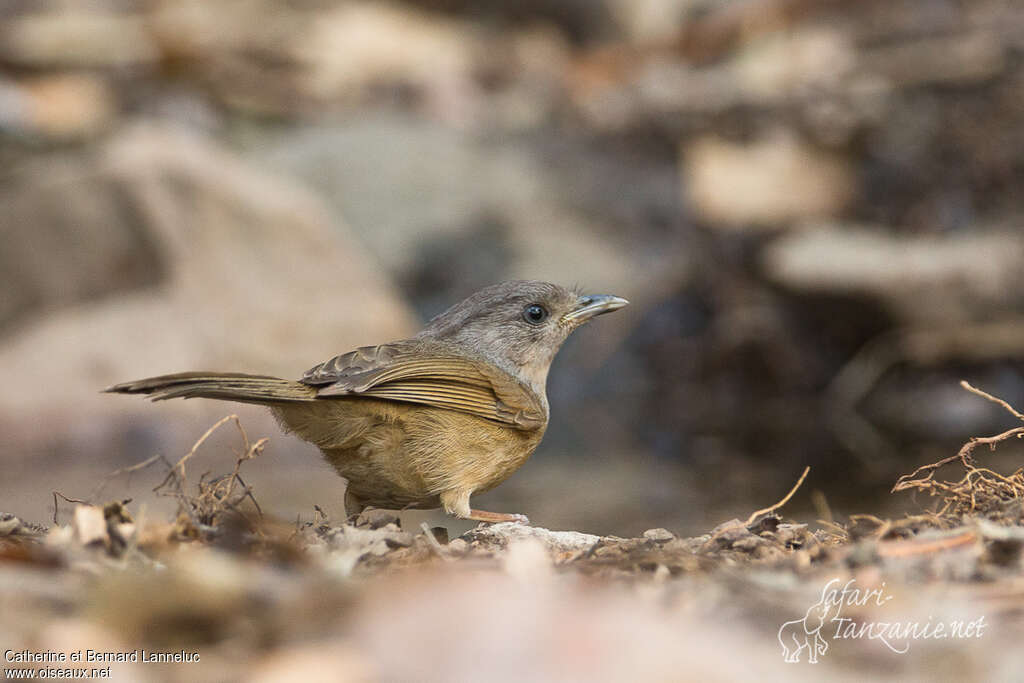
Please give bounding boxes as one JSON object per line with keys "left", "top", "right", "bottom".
{"left": 3, "top": 382, "right": 1024, "bottom": 682}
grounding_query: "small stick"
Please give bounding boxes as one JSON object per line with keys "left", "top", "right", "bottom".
{"left": 173, "top": 414, "right": 238, "bottom": 480}
{"left": 878, "top": 529, "right": 978, "bottom": 558}
{"left": 90, "top": 453, "right": 163, "bottom": 501}
{"left": 849, "top": 513, "right": 886, "bottom": 526}
{"left": 52, "top": 491, "right": 89, "bottom": 525}
{"left": 961, "top": 380, "right": 1024, "bottom": 422}
{"left": 745, "top": 466, "right": 810, "bottom": 526}
{"left": 811, "top": 489, "right": 833, "bottom": 524}
{"left": 420, "top": 522, "right": 452, "bottom": 562}
{"left": 816, "top": 519, "right": 848, "bottom": 539}
{"left": 892, "top": 426, "right": 1024, "bottom": 492}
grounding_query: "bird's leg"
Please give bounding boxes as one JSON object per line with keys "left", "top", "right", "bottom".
{"left": 441, "top": 490, "right": 529, "bottom": 524}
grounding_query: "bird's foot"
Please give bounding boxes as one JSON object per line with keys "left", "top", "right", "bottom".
{"left": 467, "top": 509, "right": 529, "bottom": 525}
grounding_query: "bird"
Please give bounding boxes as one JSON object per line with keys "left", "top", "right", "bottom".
{"left": 106, "top": 280, "right": 628, "bottom": 523}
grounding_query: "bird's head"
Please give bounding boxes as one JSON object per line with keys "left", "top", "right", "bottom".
{"left": 417, "top": 280, "right": 628, "bottom": 395}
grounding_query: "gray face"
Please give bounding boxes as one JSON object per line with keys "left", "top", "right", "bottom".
{"left": 417, "top": 280, "right": 628, "bottom": 394}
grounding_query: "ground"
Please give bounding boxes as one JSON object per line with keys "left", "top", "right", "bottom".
{"left": 3, "top": 383, "right": 1024, "bottom": 681}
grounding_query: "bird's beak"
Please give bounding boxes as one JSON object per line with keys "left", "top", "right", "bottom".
{"left": 562, "top": 294, "right": 629, "bottom": 324}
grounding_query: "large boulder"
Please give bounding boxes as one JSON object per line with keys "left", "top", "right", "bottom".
{"left": 0, "top": 123, "right": 417, "bottom": 452}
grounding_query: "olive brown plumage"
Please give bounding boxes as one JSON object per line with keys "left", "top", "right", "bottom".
{"left": 107, "top": 281, "right": 628, "bottom": 523}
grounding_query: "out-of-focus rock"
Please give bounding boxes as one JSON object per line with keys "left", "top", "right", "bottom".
{"left": 683, "top": 130, "right": 855, "bottom": 229}
{"left": 0, "top": 156, "right": 164, "bottom": 332}
{"left": 762, "top": 225, "right": 1024, "bottom": 323}
{"left": 295, "top": 4, "right": 478, "bottom": 110}
{"left": 0, "top": 12, "right": 159, "bottom": 67}
{"left": 0, "top": 73, "right": 115, "bottom": 140}
{"left": 480, "top": 25, "right": 571, "bottom": 129}
{"left": 148, "top": 1, "right": 489, "bottom": 120}
{"left": 0, "top": 514, "right": 25, "bottom": 537}
{"left": 462, "top": 522, "right": 600, "bottom": 555}
{"left": 606, "top": 0, "right": 693, "bottom": 43}
{"left": 642, "top": 527, "right": 676, "bottom": 543}
{"left": 0, "top": 123, "right": 417, "bottom": 448}
{"left": 148, "top": 0, "right": 288, "bottom": 62}
{"left": 861, "top": 31, "right": 1006, "bottom": 88}
{"left": 732, "top": 27, "right": 856, "bottom": 105}
{"left": 244, "top": 118, "right": 659, "bottom": 308}
{"left": 72, "top": 506, "right": 108, "bottom": 549}
{"left": 315, "top": 523, "right": 415, "bottom": 577}
{"left": 148, "top": 0, "right": 491, "bottom": 120}
{"left": 147, "top": 0, "right": 309, "bottom": 115}
{"left": 405, "top": 0, "right": 616, "bottom": 44}
{"left": 599, "top": 26, "right": 880, "bottom": 144}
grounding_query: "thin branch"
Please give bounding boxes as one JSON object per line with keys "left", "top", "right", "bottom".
{"left": 90, "top": 453, "right": 164, "bottom": 501}
{"left": 893, "top": 427, "right": 1024, "bottom": 493}
{"left": 420, "top": 522, "right": 452, "bottom": 562}
{"left": 172, "top": 414, "right": 238, "bottom": 480}
{"left": 961, "top": 380, "right": 1024, "bottom": 422}
{"left": 52, "top": 491, "right": 89, "bottom": 525}
{"left": 745, "top": 466, "right": 810, "bottom": 526}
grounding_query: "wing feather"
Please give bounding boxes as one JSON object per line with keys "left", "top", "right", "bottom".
{"left": 301, "top": 341, "right": 545, "bottom": 429}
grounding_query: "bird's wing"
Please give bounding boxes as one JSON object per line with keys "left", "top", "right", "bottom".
{"left": 300, "top": 342, "right": 545, "bottom": 429}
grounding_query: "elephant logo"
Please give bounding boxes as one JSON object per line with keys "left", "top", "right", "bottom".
{"left": 778, "top": 588, "right": 841, "bottom": 663}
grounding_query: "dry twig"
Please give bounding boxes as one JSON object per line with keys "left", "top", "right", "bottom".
{"left": 151, "top": 415, "right": 270, "bottom": 535}
{"left": 745, "top": 466, "right": 810, "bottom": 526}
{"left": 420, "top": 522, "right": 452, "bottom": 562}
{"left": 52, "top": 491, "right": 89, "bottom": 525}
{"left": 89, "top": 454, "right": 164, "bottom": 502}
{"left": 892, "top": 382, "right": 1024, "bottom": 522}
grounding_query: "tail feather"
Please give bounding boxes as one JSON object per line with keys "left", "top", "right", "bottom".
{"left": 105, "top": 372, "right": 317, "bottom": 404}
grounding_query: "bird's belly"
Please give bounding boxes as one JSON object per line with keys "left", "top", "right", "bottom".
{"left": 273, "top": 399, "right": 544, "bottom": 509}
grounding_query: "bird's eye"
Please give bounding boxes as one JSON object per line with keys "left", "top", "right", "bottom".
{"left": 523, "top": 304, "right": 548, "bottom": 325}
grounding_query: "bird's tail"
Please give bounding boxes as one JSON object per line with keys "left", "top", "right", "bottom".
{"left": 105, "top": 372, "right": 317, "bottom": 405}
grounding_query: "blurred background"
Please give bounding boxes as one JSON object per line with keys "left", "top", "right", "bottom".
{"left": 2, "top": 0, "right": 1023, "bottom": 536}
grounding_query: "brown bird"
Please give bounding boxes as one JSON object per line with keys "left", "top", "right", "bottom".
{"left": 107, "top": 281, "right": 627, "bottom": 523}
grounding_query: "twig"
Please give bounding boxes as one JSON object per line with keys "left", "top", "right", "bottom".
{"left": 313, "top": 505, "right": 328, "bottom": 524}
{"left": 233, "top": 473, "right": 263, "bottom": 518}
{"left": 151, "top": 415, "right": 270, "bottom": 533}
{"left": 810, "top": 489, "right": 832, "bottom": 524}
{"left": 172, "top": 414, "right": 238, "bottom": 481}
{"left": 745, "top": 466, "right": 810, "bottom": 526}
{"left": 222, "top": 437, "right": 268, "bottom": 514}
{"left": 849, "top": 513, "right": 885, "bottom": 526}
{"left": 891, "top": 382, "right": 1024, "bottom": 519}
{"left": 893, "top": 427, "right": 1024, "bottom": 493}
{"left": 816, "top": 519, "right": 848, "bottom": 540}
{"left": 90, "top": 453, "right": 164, "bottom": 501}
{"left": 961, "top": 380, "right": 1024, "bottom": 422}
{"left": 153, "top": 454, "right": 189, "bottom": 510}
{"left": 877, "top": 529, "right": 978, "bottom": 558}
{"left": 52, "top": 491, "right": 89, "bottom": 525}
{"left": 420, "top": 522, "right": 452, "bottom": 562}
{"left": 849, "top": 513, "right": 893, "bottom": 539}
